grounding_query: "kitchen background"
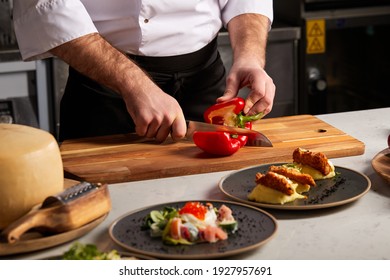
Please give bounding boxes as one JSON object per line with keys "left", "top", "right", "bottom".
{"left": 1, "top": 0, "right": 389, "bottom": 140}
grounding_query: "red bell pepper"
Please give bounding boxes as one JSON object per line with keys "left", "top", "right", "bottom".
{"left": 203, "top": 97, "right": 263, "bottom": 129}
{"left": 193, "top": 97, "right": 264, "bottom": 156}
{"left": 204, "top": 97, "right": 263, "bottom": 147}
{"left": 193, "top": 131, "right": 241, "bottom": 156}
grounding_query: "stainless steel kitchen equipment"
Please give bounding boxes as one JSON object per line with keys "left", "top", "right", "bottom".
{"left": 0, "top": 0, "right": 17, "bottom": 53}
{"left": 0, "top": 0, "right": 52, "bottom": 131}
{"left": 275, "top": 0, "right": 390, "bottom": 114}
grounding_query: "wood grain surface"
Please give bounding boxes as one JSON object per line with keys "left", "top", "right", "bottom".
{"left": 0, "top": 179, "right": 108, "bottom": 257}
{"left": 60, "top": 115, "right": 365, "bottom": 184}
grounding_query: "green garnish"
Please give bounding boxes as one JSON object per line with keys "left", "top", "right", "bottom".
{"left": 141, "top": 207, "right": 179, "bottom": 237}
{"left": 62, "top": 242, "right": 121, "bottom": 260}
{"left": 282, "top": 163, "right": 302, "bottom": 171}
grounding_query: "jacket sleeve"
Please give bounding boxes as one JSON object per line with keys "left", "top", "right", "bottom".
{"left": 219, "top": 0, "right": 273, "bottom": 28}
{"left": 13, "top": 0, "right": 98, "bottom": 61}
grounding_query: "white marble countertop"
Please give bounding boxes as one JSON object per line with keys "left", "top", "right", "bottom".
{"left": 3, "top": 108, "right": 390, "bottom": 260}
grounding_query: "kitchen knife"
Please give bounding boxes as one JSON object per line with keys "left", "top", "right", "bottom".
{"left": 186, "top": 120, "right": 273, "bottom": 147}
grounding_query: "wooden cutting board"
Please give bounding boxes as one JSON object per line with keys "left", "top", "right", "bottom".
{"left": 60, "top": 115, "right": 365, "bottom": 184}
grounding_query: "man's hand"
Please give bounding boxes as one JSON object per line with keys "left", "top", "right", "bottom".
{"left": 51, "top": 33, "right": 187, "bottom": 142}
{"left": 217, "top": 13, "right": 276, "bottom": 116}
{"left": 218, "top": 59, "right": 275, "bottom": 116}
{"left": 121, "top": 76, "right": 187, "bottom": 142}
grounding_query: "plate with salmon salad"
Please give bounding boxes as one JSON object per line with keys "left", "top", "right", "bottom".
{"left": 109, "top": 200, "right": 277, "bottom": 259}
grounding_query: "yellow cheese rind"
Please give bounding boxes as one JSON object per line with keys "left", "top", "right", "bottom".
{"left": 0, "top": 124, "right": 64, "bottom": 229}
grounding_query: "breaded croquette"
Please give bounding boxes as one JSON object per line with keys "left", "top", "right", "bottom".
{"left": 255, "top": 171, "right": 294, "bottom": 195}
{"left": 269, "top": 165, "right": 316, "bottom": 186}
{"left": 292, "top": 148, "right": 333, "bottom": 176}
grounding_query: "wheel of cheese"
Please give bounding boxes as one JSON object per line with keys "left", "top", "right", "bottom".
{"left": 0, "top": 124, "right": 64, "bottom": 230}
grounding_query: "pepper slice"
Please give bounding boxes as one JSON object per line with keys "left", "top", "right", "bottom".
{"left": 203, "top": 97, "right": 263, "bottom": 129}
{"left": 204, "top": 98, "right": 244, "bottom": 127}
{"left": 204, "top": 97, "right": 263, "bottom": 147}
{"left": 193, "top": 97, "right": 263, "bottom": 156}
{"left": 193, "top": 131, "right": 241, "bottom": 156}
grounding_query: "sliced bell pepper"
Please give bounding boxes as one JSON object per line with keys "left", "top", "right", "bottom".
{"left": 193, "top": 131, "right": 241, "bottom": 156}
{"left": 203, "top": 97, "right": 264, "bottom": 129}
{"left": 204, "top": 97, "right": 263, "bottom": 147}
{"left": 193, "top": 97, "right": 263, "bottom": 156}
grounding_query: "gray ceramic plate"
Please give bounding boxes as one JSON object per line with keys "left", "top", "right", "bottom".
{"left": 109, "top": 200, "right": 277, "bottom": 259}
{"left": 219, "top": 164, "right": 371, "bottom": 210}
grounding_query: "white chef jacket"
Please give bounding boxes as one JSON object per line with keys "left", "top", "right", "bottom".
{"left": 13, "top": 0, "right": 273, "bottom": 61}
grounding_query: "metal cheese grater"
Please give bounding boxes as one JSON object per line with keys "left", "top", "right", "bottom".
{"left": 1, "top": 181, "right": 111, "bottom": 243}
{"left": 41, "top": 181, "right": 100, "bottom": 207}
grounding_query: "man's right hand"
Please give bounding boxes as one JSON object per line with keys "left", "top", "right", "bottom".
{"left": 51, "top": 33, "right": 186, "bottom": 142}
{"left": 122, "top": 77, "right": 187, "bottom": 142}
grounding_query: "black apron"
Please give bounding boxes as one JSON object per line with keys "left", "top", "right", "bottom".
{"left": 59, "top": 37, "right": 226, "bottom": 141}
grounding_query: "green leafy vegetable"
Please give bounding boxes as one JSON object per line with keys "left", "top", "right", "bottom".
{"left": 62, "top": 242, "right": 121, "bottom": 260}
{"left": 142, "top": 207, "right": 178, "bottom": 237}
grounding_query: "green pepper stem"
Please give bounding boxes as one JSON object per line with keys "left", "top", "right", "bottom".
{"left": 236, "top": 112, "right": 264, "bottom": 128}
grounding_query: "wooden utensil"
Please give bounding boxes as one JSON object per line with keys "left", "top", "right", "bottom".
{"left": 1, "top": 182, "right": 111, "bottom": 243}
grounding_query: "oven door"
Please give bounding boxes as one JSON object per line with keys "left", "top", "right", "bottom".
{"left": 302, "top": 9, "right": 390, "bottom": 114}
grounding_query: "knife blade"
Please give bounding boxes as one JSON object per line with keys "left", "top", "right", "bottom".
{"left": 186, "top": 120, "right": 273, "bottom": 147}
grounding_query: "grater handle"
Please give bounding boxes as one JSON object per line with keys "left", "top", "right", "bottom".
{"left": 1, "top": 183, "right": 111, "bottom": 243}
{"left": 1, "top": 206, "right": 56, "bottom": 243}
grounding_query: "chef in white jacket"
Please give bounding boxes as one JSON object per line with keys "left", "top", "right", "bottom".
{"left": 13, "top": 0, "right": 275, "bottom": 142}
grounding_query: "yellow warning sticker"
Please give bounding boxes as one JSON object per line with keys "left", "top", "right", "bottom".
{"left": 306, "top": 19, "right": 325, "bottom": 54}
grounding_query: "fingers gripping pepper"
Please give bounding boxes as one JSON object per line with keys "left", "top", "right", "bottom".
{"left": 194, "top": 97, "right": 264, "bottom": 156}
